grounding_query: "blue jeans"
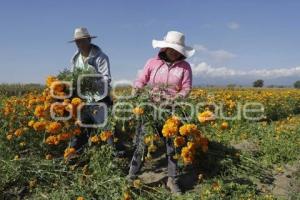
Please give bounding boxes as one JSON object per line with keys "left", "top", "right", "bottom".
{"left": 129, "top": 121, "right": 178, "bottom": 178}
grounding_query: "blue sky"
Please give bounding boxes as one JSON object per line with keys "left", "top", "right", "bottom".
{"left": 0, "top": 0, "right": 300, "bottom": 85}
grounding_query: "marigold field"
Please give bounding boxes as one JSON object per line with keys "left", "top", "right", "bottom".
{"left": 0, "top": 79, "right": 300, "bottom": 200}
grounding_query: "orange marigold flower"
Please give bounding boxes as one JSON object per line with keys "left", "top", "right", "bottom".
{"left": 58, "top": 133, "right": 72, "bottom": 141}
{"left": 45, "top": 136, "right": 59, "bottom": 145}
{"left": 64, "top": 147, "right": 76, "bottom": 159}
{"left": 220, "top": 121, "right": 229, "bottom": 130}
{"left": 52, "top": 104, "right": 65, "bottom": 116}
{"left": 34, "top": 105, "right": 45, "bottom": 118}
{"left": 174, "top": 136, "right": 186, "bottom": 147}
{"left": 46, "top": 122, "right": 62, "bottom": 134}
{"left": 14, "top": 128, "right": 24, "bottom": 137}
{"left": 197, "top": 110, "right": 215, "bottom": 123}
{"left": 100, "top": 131, "right": 113, "bottom": 141}
{"left": 77, "top": 197, "right": 84, "bottom": 200}
{"left": 33, "top": 121, "right": 47, "bottom": 131}
{"left": 52, "top": 82, "right": 65, "bottom": 93}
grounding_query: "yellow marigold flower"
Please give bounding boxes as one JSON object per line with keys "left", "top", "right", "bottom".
{"left": 220, "top": 121, "right": 229, "bottom": 130}
{"left": 187, "top": 142, "right": 196, "bottom": 153}
{"left": 197, "top": 110, "right": 215, "bottom": 123}
{"left": 14, "top": 155, "right": 20, "bottom": 160}
{"left": 46, "top": 76, "right": 57, "bottom": 88}
{"left": 44, "top": 102, "right": 51, "bottom": 111}
{"left": 90, "top": 135, "right": 100, "bottom": 143}
{"left": 34, "top": 105, "right": 45, "bottom": 118}
{"left": 212, "top": 182, "right": 221, "bottom": 191}
{"left": 71, "top": 97, "right": 82, "bottom": 107}
{"left": 144, "top": 136, "right": 152, "bottom": 146}
{"left": 28, "top": 120, "right": 35, "bottom": 127}
{"left": 133, "top": 179, "right": 142, "bottom": 189}
{"left": 29, "top": 179, "right": 37, "bottom": 189}
{"left": 45, "top": 154, "right": 53, "bottom": 160}
{"left": 162, "top": 123, "right": 178, "bottom": 138}
{"left": 19, "top": 142, "right": 26, "bottom": 147}
{"left": 46, "top": 122, "right": 62, "bottom": 134}
{"left": 174, "top": 136, "right": 186, "bottom": 147}
{"left": 65, "top": 103, "right": 73, "bottom": 112}
{"left": 133, "top": 107, "right": 144, "bottom": 115}
{"left": 14, "top": 128, "right": 24, "bottom": 137}
{"left": 166, "top": 116, "right": 181, "bottom": 127}
{"left": 123, "top": 191, "right": 132, "bottom": 200}
{"left": 100, "top": 131, "right": 113, "bottom": 141}
{"left": 148, "top": 144, "right": 157, "bottom": 153}
{"left": 181, "top": 147, "right": 194, "bottom": 165}
{"left": 6, "top": 134, "right": 13, "bottom": 141}
{"left": 179, "top": 124, "right": 198, "bottom": 136}
{"left": 64, "top": 147, "right": 76, "bottom": 159}
{"left": 77, "top": 197, "right": 85, "bottom": 200}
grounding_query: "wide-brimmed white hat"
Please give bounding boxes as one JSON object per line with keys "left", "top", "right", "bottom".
{"left": 69, "top": 27, "right": 97, "bottom": 42}
{"left": 152, "top": 31, "right": 195, "bottom": 58}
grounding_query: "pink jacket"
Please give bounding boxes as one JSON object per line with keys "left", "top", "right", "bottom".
{"left": 134, "top": 56, "right": 193, "bottom": 98}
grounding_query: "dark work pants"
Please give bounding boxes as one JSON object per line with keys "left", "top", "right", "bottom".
{"left": 129, "top": 121, "right": 178, "bottom": 178}
{"left": 70, "top": 97, "right": 116, "bottom": 152}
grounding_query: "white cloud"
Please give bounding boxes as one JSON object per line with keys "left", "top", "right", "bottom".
{"left": 191, "top": 62, "right": 300, "bottom": 79}
{"left": 227, "top": 22, "right": 240, "bottom": 30}
{"left": 193, "top": 44, "right": 236, "bottom": 63}
{"left": 209, "top": 50, "right": 236, "bottom": 62}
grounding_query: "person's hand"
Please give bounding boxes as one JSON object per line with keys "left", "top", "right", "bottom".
{"left": 133, "top": 88, "right": 141, "bottom": 96}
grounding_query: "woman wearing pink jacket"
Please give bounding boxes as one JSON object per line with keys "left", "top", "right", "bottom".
{"left": 128, "top": 31, "right": 195, "bottom": 194}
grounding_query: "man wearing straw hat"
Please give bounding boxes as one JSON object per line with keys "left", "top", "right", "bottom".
{"left": 68, "top": 27, "right": 125, "bottom": 157}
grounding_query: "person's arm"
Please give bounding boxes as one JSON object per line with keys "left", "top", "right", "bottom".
{"left": 92, "top": 55, "right": 111, "bottom": 84}
{"left": 177, "top": 65, "right": 192, "bottom": 97}
{"left": 134, "top": 59, "right": 153, "bottom": 89}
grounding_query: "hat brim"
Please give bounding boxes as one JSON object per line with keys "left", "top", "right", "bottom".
{"left": 152, "top": 40, "right": 195, "bottom": 58}
{"left": 68, "top": 36, "right": 97, "bottom": 43}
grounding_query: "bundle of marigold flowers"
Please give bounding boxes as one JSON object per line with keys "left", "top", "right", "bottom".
{"left": 161, "top": 116, "right": 209, "bottom": 165}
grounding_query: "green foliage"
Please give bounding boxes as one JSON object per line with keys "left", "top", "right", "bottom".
{"left": 294, "top": 80, "right": 300, "bottom": 89}
{"left": 0, "top": 83, "right": 44, "bottom": 96}
{"left": 253, "top": 80, "right": 264, "bottom": 88}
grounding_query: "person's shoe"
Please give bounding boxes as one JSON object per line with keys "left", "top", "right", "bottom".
{"left": 167, "top": 177, "right": 182, "bottom": 195}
